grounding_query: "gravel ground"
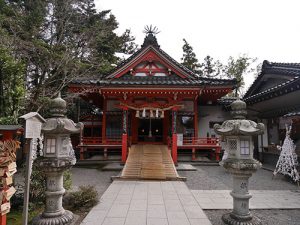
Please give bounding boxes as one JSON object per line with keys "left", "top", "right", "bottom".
{"left": 70, "top": 166, "right": 119, "bottom": 197}
{"left": 179, "top": 165, "right": 300, "bottom": 225}
{"left": 205, "top": 209, "right": 300, "bottom": 225}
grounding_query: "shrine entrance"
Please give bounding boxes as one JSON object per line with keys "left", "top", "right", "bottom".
{"left": 138, "top": 118, "right": 163, "bottom": 143}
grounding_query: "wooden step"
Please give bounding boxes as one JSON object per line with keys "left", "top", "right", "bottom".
{"left": 120, "top": 144, "right": 180, "bottom": 180}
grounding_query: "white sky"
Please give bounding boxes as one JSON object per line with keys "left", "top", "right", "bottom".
{"left": 94, "top": 0, "right": 300, "bottom": 90}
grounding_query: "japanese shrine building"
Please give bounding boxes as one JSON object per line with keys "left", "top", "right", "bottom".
{"left": 69, "top": 31, "right": 237, "bottom": 163}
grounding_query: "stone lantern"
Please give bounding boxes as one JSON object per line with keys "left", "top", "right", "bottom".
{"left": 214, "top": 99, "right": 264, "bottom": 225}
{"left": 32, "top": 93, "right": 83, "bottom": 225}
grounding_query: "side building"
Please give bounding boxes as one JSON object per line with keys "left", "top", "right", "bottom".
{"left": 243, "top": 60, "right": 300, "bottom": 165}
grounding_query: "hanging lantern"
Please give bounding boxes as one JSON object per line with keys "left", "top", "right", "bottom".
{"left": 150, "top": 110, "right": 154, "bottom": 118}
{"left": 135, "top": 110, "right": 140, "bottom": 118}
{"left": 142, "top": 108, "right": 146, "bottom": 117}
{"left": 156, "top": 109, "right": 159, "bottom": 118}
{"left": 161, "top": 110, "right": 164, "bottom": 118}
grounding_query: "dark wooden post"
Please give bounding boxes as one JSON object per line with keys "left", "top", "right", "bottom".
{"left": 122, "top": 108, "right": 128, "bottom": 163}
{"left": 102, "top": 99, "right": 107, "bottom": 144}
{"left": 171, "top": 109, "right": 178, "bottom": 164}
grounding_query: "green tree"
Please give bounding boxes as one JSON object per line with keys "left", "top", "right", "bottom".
{"left": 0, "top": 47, "right": 25, "bottom": 124}
{"left": 224, "top": 55, "right": 256, "bottom": 96}
{"left": 0, "top": 0, "right": 137, "bottom": 112}
{"left": 181, "top": 39, "right": 202, "bottom": 75}
{"left": 202, "top": 55, "right": 224, "bottom": 78}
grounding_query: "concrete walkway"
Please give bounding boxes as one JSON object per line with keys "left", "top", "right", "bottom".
{"left": 192, "top": 189, "right": 300, "bottom": 209}
{"left": 81, "top": 181, "right": 212, "bottom": 225}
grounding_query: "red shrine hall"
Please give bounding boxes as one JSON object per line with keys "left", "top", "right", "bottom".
{"left": 69, "top": 31, "right": 237, "bottom": 163}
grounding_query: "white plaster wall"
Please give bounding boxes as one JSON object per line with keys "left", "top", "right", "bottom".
{"left": 198, "top": 105, "right": 231, "bottom": 138}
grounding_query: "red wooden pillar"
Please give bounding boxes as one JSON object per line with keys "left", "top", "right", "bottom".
{"left": 215, "top": 147, "right": 221, "bottom": 161}
{"left": 194, "top": 100, "right": 198, "bottom": 138}
{"left": 131, "top": 112, "right": 138, "bottom": 144}
{"left": 102, "top": 99, "right": 107, "bottom": 144}
{"left": 121, "top": 108, "right": 128, "bottom": 163}
{"left": 171, "top": 109, "right": 178, "bottom": 164}
{"left": 163, "top": 111, "right": 169, "bottom": 144}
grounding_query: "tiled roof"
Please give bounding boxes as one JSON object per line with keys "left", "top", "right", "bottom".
{"left": 72, "top": 34, "right": 237, "bottom": 88}
{"left": 244, "top": 60, "right": 300, "bottom": 98}
{"left": 244, "top": 75, "right": 300, "bottom": 105}
{"left": 72, "top": 73, "right": 236, "bottom": 87}
{"left": 283, "top": 111, "right": 300, "bottom": 117}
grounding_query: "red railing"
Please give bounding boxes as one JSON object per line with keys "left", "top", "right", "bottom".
{"left": 81, "top": 136, "right": 122, "bottom": 145}
{"left": 182, "top": 137, "right": 220, "bottom": 146}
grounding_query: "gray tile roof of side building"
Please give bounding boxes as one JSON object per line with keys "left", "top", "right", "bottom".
{"left": 244, "top": 60, "right": 300, "bottom": 100}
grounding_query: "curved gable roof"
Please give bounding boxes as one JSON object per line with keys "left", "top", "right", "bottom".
{"left": 244, "top": 60, "right": 300, "bottom": 98}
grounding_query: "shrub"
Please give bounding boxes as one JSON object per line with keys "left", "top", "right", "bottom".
{"left": 66, "top": 186, "right": 98, "bottom": 211}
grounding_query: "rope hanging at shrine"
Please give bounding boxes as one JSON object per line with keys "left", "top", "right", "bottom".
{"left": 119, "top": 102, "right": 184, "bottom": 111}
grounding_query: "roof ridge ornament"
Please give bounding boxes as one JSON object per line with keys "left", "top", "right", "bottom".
{"left": 142, "top": 25, "right": 160, "bottom": 48}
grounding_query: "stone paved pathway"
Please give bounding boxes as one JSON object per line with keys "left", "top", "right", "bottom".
{"left": 192, "top": 190, "right": 300, "bottom": 209}
{"left": 80, "top": 180, "right": 300, "bottom": 225}
{"left": 80, "top": 181, "right": 212, "bottom": 225}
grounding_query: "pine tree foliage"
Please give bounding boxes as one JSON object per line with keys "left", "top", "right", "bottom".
{"left": 273, "top": 125, "right": 300, "bottom": 182}
{"left": 202, "top": 55, "right": 223, "bottom": 78}
{"left": 181, "top": 39, "right": 202, "bottom": 75}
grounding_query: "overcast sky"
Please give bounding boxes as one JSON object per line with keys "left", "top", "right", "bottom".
{"left": 94, "top": 0, "right": 300, "bottom": 90}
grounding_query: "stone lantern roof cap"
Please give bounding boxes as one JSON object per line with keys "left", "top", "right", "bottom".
{"left": 42, "top": 93, "right": 83, "bottom": 134}
{"left": 230, "top": 98, "right": 247, "bottom": 119}
{"left": 214, "top": 99, "right": 265, "bottom": 136}
{"left": 49, "top": 92, "right": 67, "bottom": 117}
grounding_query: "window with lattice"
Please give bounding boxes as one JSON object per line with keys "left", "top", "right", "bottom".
{"left": 228, "top": 139, "right": 237, "bottom": 152}
{"left": 240, "top": 139, "right": 250, "bottom": 155}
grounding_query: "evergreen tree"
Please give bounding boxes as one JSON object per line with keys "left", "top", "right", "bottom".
{"left": 0, "top": 47, "right": 25, "bottom": 124}
{"left": 202, "top": 55, "right": 224, "bottom": 78}
{"left": 0, "top": 0, "right": 137, "bottom": 112}
{"left": 181, "top": 39, "right": 202, "bottom": 75}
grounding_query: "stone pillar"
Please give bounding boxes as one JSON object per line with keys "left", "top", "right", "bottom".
{"left": 222, "top": 169, "right": 261, "bottom": 225}
{"left": 32, "top": 160, "right": 73, "bottom": 225}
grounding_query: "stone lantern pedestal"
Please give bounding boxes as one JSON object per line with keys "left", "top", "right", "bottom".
{"left": 214, "top": 99, "right": 264, "bottom": 225}
{"left": 222, "top": 159, "right": 262, "bottom": 225}
{"left": 32, "top": 159, "right": 74, "bottom": 225}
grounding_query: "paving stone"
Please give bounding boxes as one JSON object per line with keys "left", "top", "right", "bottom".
{"left": 146, "top": 218, "right": 168, "bottom": 225}
{"left": 167, "top": 211, "right": 190, "bottom": 225}
{"left": 147, "top": 204, "right": 167, "bottom": 218}
{"left": 102, "top": 217, "right": 125, "bottom": 225}
{"left": 125, "top": 210, "right": 146, "bottom": 225}
{"left": 189, "top": 218, "right": 212, "bottom": 225}
{"left": 129, "top": 199, "right": 147, "bottom": 210}
{"left": 148, "top": 194, "right": 164, "bottom": 204}
{"left": 165, "top": 199, "right": 184, "bottom": 211}
{"left": 107, "top": 204, "right": 129, "bottom": 217}
{"left": 183, "top": 205, "right": 207, "bottom": 219}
